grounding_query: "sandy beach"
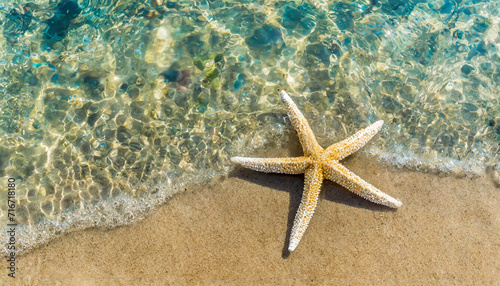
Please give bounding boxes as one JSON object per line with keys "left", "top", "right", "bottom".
{"left": 6, "top": 153, "right": 500, "bottom": 285}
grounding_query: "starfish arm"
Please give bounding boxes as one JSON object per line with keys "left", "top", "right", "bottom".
{"left": 231, "top": 156, "right": 310, "bottom": 174}
{"left": 325, "top": 120, "right": 384, "bottom": 160}
{"left": 324, "top": 161, "right": 402, "bottom": 208}
{"left": 279, "top": 90, "right": 322, "bottom": 157}
{"left": 288, "top": 164, "right": 323, "bottom": 252}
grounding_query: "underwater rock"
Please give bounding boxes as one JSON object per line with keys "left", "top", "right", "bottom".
{"left": 81, "top": 76, "right": 105, "bottom": 100}
{"left": 173, "top": 91, "right": 190, "bottom": 107}
{"left": 41, "top": 201, "right": 53, "bottom": 215}
{"left": 330, "top": 2, "right": 354, "bottom": 30}
{"left": 119, "top": 83, "right": 128, "bottom": 94}
{"left": 127, "top": 85, "right": 140, "bottom": 100}
{"left": 281, "top": 4, "right": 316, "bottom": 36}
{"left": 306, "top": 43, "right": 334, "bottom": 66}
{"left": 436, "top": 131, "right": 457, "bottom": 147}
{"left": 83, "top": 76, "right": 100, "bottom": 87}
{"left": 162, "top": 100, "right": 175, "bottom": 117}
{"left": 130, "top": 102, "right": 148, "bottom": 122}
{"left": 81, "top": 141, "right": 91, "bottom": 154}
{"left": 473, "top": 16, "right": 488, "bottom": 33}
{"left": 43, "top": 0, "right": 82, "bottom": 41}
{"left": 461, "top": 64, "right": 475, "bottom": 75}
{"left": 87, "top": 112, "right": 100, "bottom": 127}
{"left": 162, "top": 69, "right": 181, "bottom": 82}
{"left": 233, "top": 80, "right": 244, "bottom": 90}
{"left": 117, "top": 126, "right": 132, "bottom": 143}
{"left": 93, "top": 125, "right": 105, "bottom": 139}
{"left": 44, "top": 110, "right": 66, "bottom": 125}
{"left": 282, "top": 6, "right": 303, "bottom": 29}
{"left": 91, "top": 170, "right": 111, "bottom": 189}
{"left": 246, "top": 24, "right": 283, "bottom": 51}
{"left": 168, "top": 148, "right": 182, "bottom": 165}
{"left": 166, "top": 1, "right": 176, "bottom": 8}
{"left": 183, "top": 34, "right": 207, "bottom": 57}
{"left": 382, "top": 95, "right": 403, "bottom": 113}
{"left": 3, "top": 8, "right": 33, "bottom": 42}
{"left": 73, "top": 103, "right": 90, "bottom": 124}
{"left": 380, "top": 0, "right": 421, "bottom": 15}
{"left": 104, "top": 129, "right": 116, "bottom": 140}
{"left": 479, "top": 62, "right": 491, "bottom": 72}
{"left": 161, "top": 68, "right": 192, "bottom": 90}
{"left": 439, "top": 0, "right": 455, "bottom": 14}
{"left": 129, "top": 140, "right": 143, "bottom": 151}
{"left": 467, "top": 41, "right": 488, "bottom": 60}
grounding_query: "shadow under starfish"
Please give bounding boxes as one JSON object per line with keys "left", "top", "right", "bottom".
{"left": 231, "top": 89, "right": 402, "bottom": 252}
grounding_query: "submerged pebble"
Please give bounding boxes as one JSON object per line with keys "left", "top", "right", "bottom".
{"left": 246, "top": 24, "right": 283, "bottom": 51}
{"left": 43, "top": 0, "right": 82, "bottom": 41}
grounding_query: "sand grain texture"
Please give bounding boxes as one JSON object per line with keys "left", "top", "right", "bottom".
{"left": 6, "top": 155, "right": 500, "bottom": 285}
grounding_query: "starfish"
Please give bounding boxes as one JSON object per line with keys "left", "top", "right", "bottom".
{"left": 231, "top": 90, "right": 402, "bottom": 252}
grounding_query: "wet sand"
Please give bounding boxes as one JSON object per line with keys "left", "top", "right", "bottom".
{"left": 9, "top": 154, "right": 500, "bottom": 285}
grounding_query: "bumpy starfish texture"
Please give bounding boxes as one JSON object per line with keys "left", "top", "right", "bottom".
{"left": 231, "top": 90, "right": 402, "bottom": 252}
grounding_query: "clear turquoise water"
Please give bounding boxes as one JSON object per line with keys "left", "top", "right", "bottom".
{"left": 1, "top": 0, "right": 499, "bottom": 254}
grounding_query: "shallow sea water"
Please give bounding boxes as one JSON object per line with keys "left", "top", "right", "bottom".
{"left": 0, "top": 0, "right": 499, "bottom": 254}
